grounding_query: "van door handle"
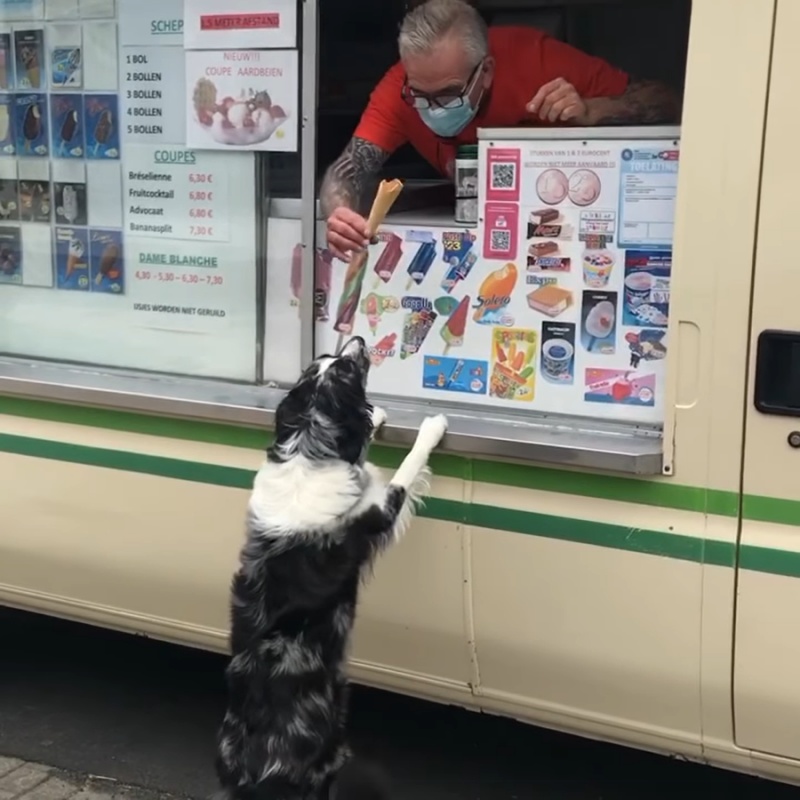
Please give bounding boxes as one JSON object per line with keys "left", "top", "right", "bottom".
{"left": 754, "top": 329, "right": 800, "bottom": 416}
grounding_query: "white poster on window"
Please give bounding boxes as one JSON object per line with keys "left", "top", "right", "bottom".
{"left": 183, "top": 0, "right": 296, "bottom": 50}
{"left": 184, "top": 47, "right": 297, "bottom": 151}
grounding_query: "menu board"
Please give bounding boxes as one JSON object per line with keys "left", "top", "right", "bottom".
{"left": 0, "top": 0, "right": 260, "bottom": 381}
{"left": 315, "top": 135, "right": 678, "bottom": 425}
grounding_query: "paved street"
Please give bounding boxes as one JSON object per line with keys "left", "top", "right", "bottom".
{"left": 0, "top": 608, "right": 797, "bottom": 800}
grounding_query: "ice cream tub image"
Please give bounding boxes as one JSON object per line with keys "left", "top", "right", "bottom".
{"left": 541, "top": 338, "right": 574, "bottom": 381}
{"left": 624, "top": 270, "right": 654, "bottom": 307}
{"left": 582, "top": 248, "right": 614, "bottom": 288}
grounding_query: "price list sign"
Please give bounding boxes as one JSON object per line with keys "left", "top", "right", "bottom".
{"left": 123, "top": 145, "right": 232, "bottom": 242}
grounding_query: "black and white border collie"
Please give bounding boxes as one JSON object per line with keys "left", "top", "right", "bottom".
{"left": 215, "top": 336, "right": 447, "bottom": 800}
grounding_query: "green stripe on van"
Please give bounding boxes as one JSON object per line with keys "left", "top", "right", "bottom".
{"left": 0, "top": 432, "right": 742, "bottom": 571}
{"left": 0, "top": 396, "right": 733, "bottom": 514}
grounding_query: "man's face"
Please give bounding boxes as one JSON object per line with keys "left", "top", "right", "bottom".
{"left": 403, "top": 34, "right": 494, "bottom": 109}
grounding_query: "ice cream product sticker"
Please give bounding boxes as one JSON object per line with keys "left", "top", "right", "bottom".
{"left": 490, "top": 327, "right": 536, "bottom": 402}
{"left": 622, "top": 249, "right": 671, "bottom": 328}
{"left": 369, "top": 332, "right": 397, "bottom": 367}
{"left": 359, "top": 291, "right": 400, "bottom": 335}
{"left": 625, "top": 329, "right": 667, "bottom": 369}
{"left": 18, "top": 178, "right": 50, "bottom": 223}
{"left": 15, "top": 94, "right": 48, "bottom": 157}
{"left": 423, "top": 355, "right": 487, "bottom": 395}
{"left": 540, "top": 322, "right": 575, "bottom": 384}
{"left": 440, "top": 294, "right": 470, "bottom": 355}
{"left": 54, "top": 181, "right": 87, "bottom": 226}
{"left": 0, "top": 95, "right": 15, "bottom": 156}
{"left": 584, "top": 368, "right": 656, "bottom": 407}
{"left": 581, "top": 290, "right": 617, "bottom": 354}
{"left": 0, "top": 225, "right": 21, "bottom": 284}
{"left": 89, "top": 228, "right": 124, "bottom": 294}
{"left": 399, "top": 307, "right": 437, "bottom": 360}
{"left": 50, "top": 94, "right": 84, "bottom": 158}
{"left": 0, "top": 175, "right": 18, "bottom": 222}
{"left": 0, "top": 33, "right": 14, "bottom": 91}
{"left": 14, "top": 29, "right": 43, "bottom": 90}
{"left": 54, "top": 226, "right": 90, "bottom": 291}
{"left": 51, "top": 46, "right": 82, "bottom": 88}
{"left": 473, "top": 261, "right": 517, "bottom": 325}
{"left": 84, "top": 94, "right": 119, "bottom": 159}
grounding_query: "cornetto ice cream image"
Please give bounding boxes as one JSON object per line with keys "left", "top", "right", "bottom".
{"left": 192, "top": 77, "right": 289, "bottom": 146}
{"left": 14, "top": 29, "right": 43, "bottom": 90}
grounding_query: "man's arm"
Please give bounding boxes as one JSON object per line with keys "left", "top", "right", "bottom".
{"left": 319, "top": 136, "right": 390, "bottom": 218}
{"left": 583, "top": 78, "right": 681, "bottom": 126}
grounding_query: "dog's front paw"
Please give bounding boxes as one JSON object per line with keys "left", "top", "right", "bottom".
{"left": 418, "top": 414, "right": 448, "bottom": 448}
{"left": 371, "top": 406, "right": 388, "bottom": 433}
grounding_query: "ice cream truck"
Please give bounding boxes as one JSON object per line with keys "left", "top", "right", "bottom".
{"left": 3, "top": 0, "right": 800, "bottom": 788}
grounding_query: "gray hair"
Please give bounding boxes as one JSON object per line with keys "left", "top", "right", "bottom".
{"left": 399, "top": 0, "right": 489, "bottom": 65}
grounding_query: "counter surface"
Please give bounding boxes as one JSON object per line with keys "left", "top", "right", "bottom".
{"left": 0, "top": 358, "right": 662, "bottom": 474}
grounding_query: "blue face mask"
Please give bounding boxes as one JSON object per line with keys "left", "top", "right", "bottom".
{"left": 418, "top": 96, "right": 480, "bottom": 138}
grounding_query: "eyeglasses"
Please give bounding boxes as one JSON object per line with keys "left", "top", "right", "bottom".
{"left": 401, "top": 60, "right": 483, "bottom": 109}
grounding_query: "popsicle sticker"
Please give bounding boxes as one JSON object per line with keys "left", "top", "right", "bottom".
{"left": 405, "top": 239, "right": 437, "bottom": 291}
{"left": 84, "top": 94, "right": 119, "bottom": 159}
{"left": 359, "top": 291, "right": 400, "bottom": 335}
{"left": 333, "top": 179, "right": 403, "bottom": 349}
{"left": 473, "top": 262, "right": 517, "bottom": 325}
{"left": 441, "top": 294, "right": 470, "bottom": 355}
{"left": 290, "top": 244, "right": 333, "bottom": 322}
{"left": 369, "top": 332, "right": 397, "bottom": 367}
{"left": 399, "top": 298, "right": 437, "bottom": 360}
{"left": 372, "top": 232, "right": 403, "bottom": 288}
{"left": 490, "top": 328, "right": 536, "bottom": 402}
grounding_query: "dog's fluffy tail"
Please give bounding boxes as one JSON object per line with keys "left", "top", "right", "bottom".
{"left": 330, "top": 758, "right": 390, "bottom": 800}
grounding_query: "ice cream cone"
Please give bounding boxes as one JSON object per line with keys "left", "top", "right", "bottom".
{"left": 27, "top": 66, "right": 39, "bottom": 88}
{"left": 365, "top": 179, "right": 403, "bottom": 236}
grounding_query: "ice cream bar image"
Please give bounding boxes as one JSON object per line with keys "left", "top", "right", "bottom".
{"left": 314, "top": 248, "right": 332, "bottom": 322}
{"left": 372, "top": 232, "right": 402, "bottom": 287}
{"left": 405, "top": 240, "right": 436, "bottom": 290}
{"left": 371, "top": 332, "right": 397, "bottom": 366}
{"left": 62, "top": 184, "right": 78, "bottom": 223}
{"left": 529, "top": 208, "right": 558, "bottom": 226}
{"left": 95, "top": 243, "right": 120, "bottom": 284}
{"left": 60, "top": 110, "right": 78, "bottom": 143}
{"left": 364, "top": 292, "right": 380, "bottom": 335}
{"left": 334, "top": 253, "right": 368, "bottom": 335}
{"left": 441, "top": 294, "right": 470, "bottom": 355}
{"left": 22, "top": 102, "right": 41, "bottom": 151}
{"left": 21, "top": 46, "right": 40, "bottom": 88}
{"left": 93, "top": 109, "right": 113, "bottom": 155}
{"left": 66, "top": 237, "right": 85, "bottom": 278}
{"left": 529, "top": 241, "right": 558, "bottom": 257}
{"left": 290, "top": 242, "right": 302, "bottom": 302}
{"left": 526, "top": 284, "right": 572, "bottom": 317}
{"left": 0, "top": 105, "right": 9, "bottom": 142}
{"left": 441, "top": 250, "right": 477, "bottom": 294}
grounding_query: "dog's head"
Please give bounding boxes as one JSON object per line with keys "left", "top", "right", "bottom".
{"left": 269, "top": 336, "right": 374, "bottom": 465}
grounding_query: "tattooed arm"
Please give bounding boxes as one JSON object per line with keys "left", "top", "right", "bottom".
{"left": 320, "top": 136, "right": 390, "bottom": 218}
{"left": 321, "top": 137, "right": 391, "bottom": 261}
{"left": 582, "top": 78, "right": 681, "bottom": 126}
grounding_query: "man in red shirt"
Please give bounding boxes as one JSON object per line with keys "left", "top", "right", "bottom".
{"left": 321, "top": 0, "right": 679, "bottom": 261}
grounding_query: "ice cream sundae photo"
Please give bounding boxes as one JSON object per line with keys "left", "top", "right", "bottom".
{"left": 192, "top": 77, "right": 289, "bottom": 147}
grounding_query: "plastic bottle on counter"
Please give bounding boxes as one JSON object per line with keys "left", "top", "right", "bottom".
{"left": 454, "top": 144, "right": 478, "bottom": 225}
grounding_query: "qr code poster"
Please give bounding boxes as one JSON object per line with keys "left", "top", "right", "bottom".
{"left": 485, "top": 147, "right": 521, "bottom": 202}
{"left": 482, "top": 202, "right": 519, "bottom": 260}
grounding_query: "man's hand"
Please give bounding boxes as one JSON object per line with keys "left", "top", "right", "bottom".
{"left": 527, "top": 77, "right": 588, "bottom": 124}
{"left": 326, "top": 207, "right": 373, "bottom": 263}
